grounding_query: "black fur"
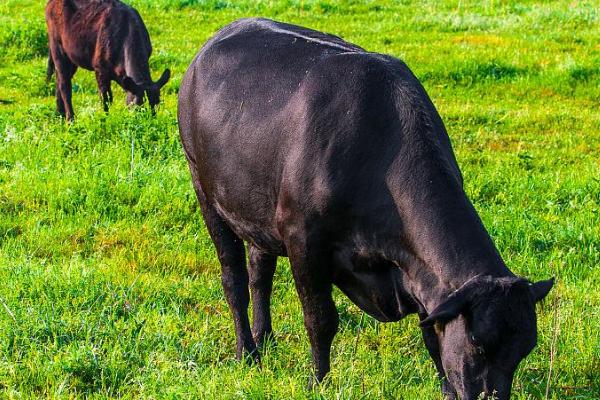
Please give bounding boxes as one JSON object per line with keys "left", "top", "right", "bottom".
{"left": 177, "top": 18, "right": 553, "bottom": 399}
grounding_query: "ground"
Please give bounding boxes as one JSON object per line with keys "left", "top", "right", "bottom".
{"left": 0, "top": 0, "right": 599, "bottom": 399}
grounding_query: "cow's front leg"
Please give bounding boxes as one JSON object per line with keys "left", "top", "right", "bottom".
{"left": 248, "top": 244, "right": 277, "bottom": 347}
{"left": 55, "top": 86, "right": 65, "bottom": 117}
{"left": 420, "top": 316, "right": 457, "bottom": 400}
{"left": 287, "top": 240, "right": 338, "bottom": 385}
{"left": 95, "top": 70, "right": 112, "bottom": 113}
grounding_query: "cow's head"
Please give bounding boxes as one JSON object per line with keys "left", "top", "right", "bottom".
{"left": 420, "top": 275, "right": 553, "bottom": 400}
{"left": 123, "top": 69, "right": 171, "bottom": 114}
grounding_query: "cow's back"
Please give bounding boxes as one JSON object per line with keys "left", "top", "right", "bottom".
{"left": 179, "top": 18, "right": 366, "bottom": 164}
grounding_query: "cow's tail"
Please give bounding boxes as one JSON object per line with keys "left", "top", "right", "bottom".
{"left": 46, "top": 50, "right": 54, "bottom": 83}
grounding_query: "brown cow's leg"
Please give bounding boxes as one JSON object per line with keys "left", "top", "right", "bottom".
{"left": 48, "top": 45, "right": 76, "bottom": 120}
{"left": 47, "top": 43, "right": 63, "bottom": 117}
{"left": 286, "top": 237, "right": 338, "bottom": 385}
{"left": 420, "top": 320, "right": 457, "bottom": 400}
{"left": 248, "top": 244, "right": 277, "bottom": 347}
{"left": 95, "top": 70, "right": 112, "bottom": 113}
{"left": 193, "top": 184, "right": 258, "bottom": 362}
{"left": 55, "top": 86, "right": 65, "bottom": 117}
{"left": 54, "top": 61, "right": 76, "bottom": 121}
{"left": 57, "top": 72, "right": 75, "bottom": 121}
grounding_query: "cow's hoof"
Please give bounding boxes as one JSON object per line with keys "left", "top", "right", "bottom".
{"left": 306, "top": 374, "right": 326, "bottom": 391}
{"left": 442, "top": 391, "right": 457, "bottom": 400}
{"left": 242, "top": 348, "right": 260, "bottom": 366}
{"left": 254, "top": 331, "right": 277, "bottom": 349}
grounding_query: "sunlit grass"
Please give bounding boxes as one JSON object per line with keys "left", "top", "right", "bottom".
{"left": 0, "top": 0, "right": 598, "bottom": 398}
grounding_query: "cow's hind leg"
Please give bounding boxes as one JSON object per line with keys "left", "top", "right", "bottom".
{"left": 285, "top": 232, "right": 338, "bottom": 384}
{"left": 194, "top": 186, "right": 258, "bottom": 362}
{"left": 57, "top": 64, "right": 76, "bottom": 121}
{"left": 248, "top": 244, "right": 276, "bottom": 347}
{"left": 49, "top": 45, "right": 76, "bottom": 121}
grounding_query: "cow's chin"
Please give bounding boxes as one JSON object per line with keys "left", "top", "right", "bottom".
{"left": 449, "top": 372, "right": 513, "bottom": 400}
{"left": 446, "top": 373, "right": 513, "bottom": 400}
{"left": 436, "top": 317, "right": 514, "bottom": 400}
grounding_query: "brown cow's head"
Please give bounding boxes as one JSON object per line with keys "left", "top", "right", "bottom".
{"left": 123, "top": 69, "right": 171, "bottom": 114}
{"left": 420, "top": 275, "right": 553, "bottom": 400}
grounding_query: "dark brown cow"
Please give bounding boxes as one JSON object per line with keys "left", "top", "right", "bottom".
{"left": 45, "top": 0, "right": 170, "bottom": 120}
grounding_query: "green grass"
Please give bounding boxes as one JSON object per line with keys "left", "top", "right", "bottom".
{"left": 1, "top": 0, "right": 599, "bottom": 398}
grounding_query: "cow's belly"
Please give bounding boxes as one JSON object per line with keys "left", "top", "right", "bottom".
{"left": 332, "top": 252, "right": 418, "bottom": 322}
{"left": 63, "top": 47, "right": 93, "bottom": 70}
{"left": 212, "top": 196, "right": 286, "bottom": 255}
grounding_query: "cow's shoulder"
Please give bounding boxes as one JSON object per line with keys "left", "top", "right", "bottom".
{"left": 296, "top": 52, "right": 462, "bottom": 180}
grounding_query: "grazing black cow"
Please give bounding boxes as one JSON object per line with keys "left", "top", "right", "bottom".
{"left": 178, "top": 18, "right": 553, "bottom": 399}
{"left": 45, "top": 0, "right": 170, "bottom": 120}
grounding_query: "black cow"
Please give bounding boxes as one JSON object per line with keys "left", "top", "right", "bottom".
{"left": 177, "top": 18, "right": 553, "bottom": 399}
{"left": 45, "top": 0, "right": 170, "bottom": 120}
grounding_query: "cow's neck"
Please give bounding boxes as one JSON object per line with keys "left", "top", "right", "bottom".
{"left": 388, "top": 148, "right": 512, "bottom": 312}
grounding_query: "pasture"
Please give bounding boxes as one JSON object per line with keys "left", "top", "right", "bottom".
{"left": 0, "top": 0, "right": 599, "bottom": 398}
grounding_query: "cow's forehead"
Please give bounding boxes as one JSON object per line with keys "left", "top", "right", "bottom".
{"left": 469, "top": 294, "right": 536, "bottom": 345}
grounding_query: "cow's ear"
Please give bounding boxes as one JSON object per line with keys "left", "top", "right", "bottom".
{"left": 155, "top": 69, "right": 171, "bottom": 89}
{"left": 529, "top": 278, "right": 554, "bottom": 303}
{"left": 420, "top": 290, "right": 470, "bottom": 328}
{"left": 122, "top": 76, "right": 142, "bottom": 94}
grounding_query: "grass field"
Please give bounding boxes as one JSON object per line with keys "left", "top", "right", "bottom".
{"left": 1, "top": 0, "right": 599, "bottom": 398}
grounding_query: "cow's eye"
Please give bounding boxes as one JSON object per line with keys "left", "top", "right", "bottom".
{"left": 470, "top": 334, "right": 479, "bottom": 345}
